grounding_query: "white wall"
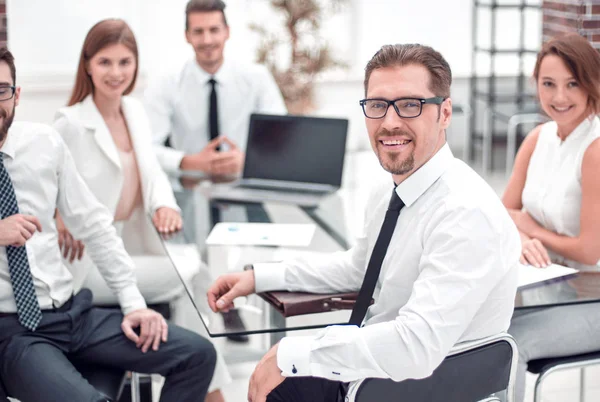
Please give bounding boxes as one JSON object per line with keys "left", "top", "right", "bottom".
{"left": 6, "top": 0, "right": 541, "bottom": 151}
{"left": 8, "top": 0, "right": 543, "bottom": 79}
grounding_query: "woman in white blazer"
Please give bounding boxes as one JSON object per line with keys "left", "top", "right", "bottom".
{"left": 52, "top": 19, "right": 231, "bottom": 402}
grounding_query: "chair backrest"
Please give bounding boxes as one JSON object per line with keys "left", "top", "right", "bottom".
{"left": 354, "top": 333, "right": 517, "bottom": 402}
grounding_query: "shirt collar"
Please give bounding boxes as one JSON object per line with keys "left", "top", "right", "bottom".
{"left": 395, "top": 143, "right": 454, "bottom": 207}
{"left": 0, "top": 127, "right": 17, "bottom": 160}
{"left": 191, "top": 57, "right": 231, "bottom": 87}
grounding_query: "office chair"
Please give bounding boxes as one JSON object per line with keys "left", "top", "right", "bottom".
{"left": 353, "top": 333, "right": 517, "bottom": 402}
{"left": 528, "top": 351, "right": 600, "bottom": 402}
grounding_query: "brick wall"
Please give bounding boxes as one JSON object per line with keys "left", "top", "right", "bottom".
{"left": 0, "top": 0, "right": 6, "bottom": 48}
{"left": 543, "top": 0, "right": 600, "bottom": 47}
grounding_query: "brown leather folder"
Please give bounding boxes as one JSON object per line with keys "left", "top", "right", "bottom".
{"left": 258, "top": 291, "right": 368, "bottom": 317}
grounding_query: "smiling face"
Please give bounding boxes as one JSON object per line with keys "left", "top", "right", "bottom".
{"left": 186, "top": 11, "right": 229, "bottom": 73}
{"left": 537, "top": 54, "right": 590, "bottom": 135}
{"left": 0, "top": 61, "right": 19, "bottom": 145}
{"left": 87, "top": 43, "right": 137, "bottom": 101}
{"left": 365, "top": 64, "right": 452, "bottom": 183}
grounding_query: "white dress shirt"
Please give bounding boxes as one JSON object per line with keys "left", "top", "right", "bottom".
{"left": 253, "top": 144, "right": 521, "bottom": 397}
{"left": 522, "top": 116, "right": 600, "bottom": 270}
{"left": 144, "top": 58, "right": 287, "bottom": 172}
{"left": 0, "top": 122, "right": 147, "bottom": 315}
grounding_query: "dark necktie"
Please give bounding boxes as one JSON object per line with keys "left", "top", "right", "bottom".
{"left": 349, "top": 188, "right": 404, "bottom": 326}
{"left": 208, "top": 78, "right": 222, "bottom": 227}
{"left": 208, "top": 78, "right": 219, "bottom": 143}
{"left": 0, "top": 153, "right": 42, "bottom": 331}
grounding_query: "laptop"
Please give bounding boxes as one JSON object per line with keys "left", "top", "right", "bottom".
{"left": 207, "top": 113, "right": 348, "bottom": 207}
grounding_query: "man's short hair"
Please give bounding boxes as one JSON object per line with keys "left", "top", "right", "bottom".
{"left": 185, "top": 0, "right": 228, "bottom": 30}
{"left": 0, "top": 48, "right": 16, "bottom": 85}
{"left": 364, "top": 44, "right": 452, "bottom": 98}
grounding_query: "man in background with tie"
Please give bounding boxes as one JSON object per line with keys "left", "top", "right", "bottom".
{"left": 0, "top": 47, "right": 217, "bottom": 402}
{"left": 207, "top": 43, "right": 522, "bottom": 402}
{"left": 145, "top": 0, "right": 286, "bottom": 391}
{"left": 145, "top": 0, "right": 287, "bottom": 177}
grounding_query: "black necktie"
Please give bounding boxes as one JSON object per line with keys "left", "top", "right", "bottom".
{"left": 208, "top": 78, "right": 222, "bottom": 225}
{"left": 208, "top": 78, "right": 219, "bottom": 143}
{"left": 349, "top": 188, "right": 404, "bottom": 326}
{"left": 0, "top": 153, "right": 43, "bottom": 331}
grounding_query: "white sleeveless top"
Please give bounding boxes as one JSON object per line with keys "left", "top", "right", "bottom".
{"left": 522, "top": 116, "right": 600, "bottom": 270}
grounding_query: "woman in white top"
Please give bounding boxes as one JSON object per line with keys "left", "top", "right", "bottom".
{"left": 503, "top": 33, "right": 600, "bottom": 401}
{"left": 53, "top": 19, "right": 230, "bottom": 402}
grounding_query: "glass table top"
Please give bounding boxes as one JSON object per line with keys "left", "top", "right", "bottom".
{"left": 158, "top": 179, "right": 600, "bottom": 337}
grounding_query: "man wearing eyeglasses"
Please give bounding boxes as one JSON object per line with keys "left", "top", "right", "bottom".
{"left": 207, "top": 43, "right": 521, "bottom": 402}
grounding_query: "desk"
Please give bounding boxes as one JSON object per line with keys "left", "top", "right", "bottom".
{"left": 160, "top": 184, "right": 355, "bottom": 361}
{"left": 160, "top": 168, "right": 600, "bottom": 361}
{"left": 515, "top": 271, "right": 600, "bottom": 310}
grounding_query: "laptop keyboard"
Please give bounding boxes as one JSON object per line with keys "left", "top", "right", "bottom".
{"left": 238, "top": 184, "right": 327, "bottom": 195}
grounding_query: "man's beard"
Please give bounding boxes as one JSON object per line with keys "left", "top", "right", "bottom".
{"left": 0, "top": 105, "right": 15, "bottom": 143}
{"left": 375, "top": 128, "right": 415, "bottom": 175}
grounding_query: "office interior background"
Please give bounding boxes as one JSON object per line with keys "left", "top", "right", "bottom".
{"left": 3, "top": 0, "right": 600, "bottom": 401}
{"left": 4, "top": 0, "right": 547, "bottom": 158}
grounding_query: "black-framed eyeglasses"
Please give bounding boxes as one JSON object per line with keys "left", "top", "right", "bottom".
{"left": 0, "top": 86, "right": 16, "bottom": 101}
{"left": 359, "top": 96, "right": 446, "bottom": 119}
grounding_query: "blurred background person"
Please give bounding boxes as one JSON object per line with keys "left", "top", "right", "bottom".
{"left": 144, "top": 0, "right": 287, "bottom": 177}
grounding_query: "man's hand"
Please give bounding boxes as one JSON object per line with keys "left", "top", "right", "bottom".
{"left": 207, "top": 271, "right": 256, "bottom": 313}
{"left": 121, "top": 308, "right": 168, "bottom": 353}
{"left": 210, "top": 137, "right": 245, "bottom": 177}
{"left": 152, "top": 207, "right": 182, "bottom": 234}
{"left": 179, "top": 136, "right": 244, "bottom": 178}
{"left": 0, "top": 214, "right": 42, "bottom": 247}
{"left": 248, "top": 344, "right": 285, "bottom": 402}
{"left": 179, "top": 136, "right": 224, "bottom": 172}
{"left": 55, "top": 211, "right": 85, "bottom": 263}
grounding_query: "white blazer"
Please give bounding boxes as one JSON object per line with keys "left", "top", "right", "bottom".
{"left": 53, "top": 95, "right": 180, "bottom": 289}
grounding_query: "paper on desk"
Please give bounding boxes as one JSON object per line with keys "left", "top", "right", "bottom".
{"left": 518, "top": 263, "right": 577, "bottom": 288}
{"left": 206, "top": 223, "right": 316, "bottom": 247}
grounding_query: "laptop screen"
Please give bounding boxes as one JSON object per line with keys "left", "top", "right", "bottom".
{"left": 243, "top": 114, "right": 348, "bottom": 187}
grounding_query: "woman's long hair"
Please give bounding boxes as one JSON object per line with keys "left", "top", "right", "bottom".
{"left": 68, "top": 19, "right": 139, "bottom": 106}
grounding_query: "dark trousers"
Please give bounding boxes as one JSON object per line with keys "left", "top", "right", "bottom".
{"left": 267, "top": 377, "right": 348, "bottom": 402}
{"left": 0, "top": 289, "right": 216, "bottom": 402}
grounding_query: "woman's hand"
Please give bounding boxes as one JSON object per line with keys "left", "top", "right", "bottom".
{"left": 55, "top": 211, "right": 85, "bottom": 263}
{"left": 152, "top": 207, "right": 182, "bottom": 234}
{"left": 519, "top": 231, "right": 551, "bottom": 267}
